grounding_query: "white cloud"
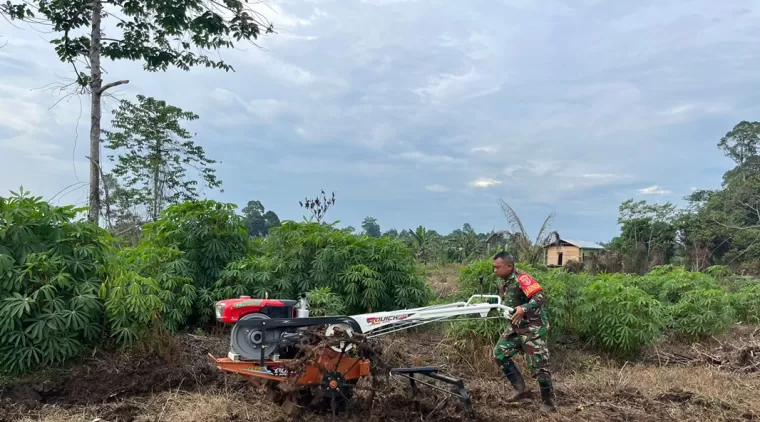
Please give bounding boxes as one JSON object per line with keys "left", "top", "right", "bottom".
{"left": 425, "top": 184, "right": 450, "bottom": 193}
{"left": 397, "top": 151, "right": 464, "bottom": 165}
{"left": 471, "top": 178, "right": 501, "bottom": 188}
{"left": 470, "top": 145, "right": 499, "bottom": 154}
{"left": 414, "top": 68, "right": 501, "bottom": 105}
{"left": 637, "top": 185, "right": 671, "bottom": 195}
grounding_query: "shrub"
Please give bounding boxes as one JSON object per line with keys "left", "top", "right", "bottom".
{"left": 575, "top": 279, "right": 666, "bottom": 357}
{"left": 730, "top": 283, "right": 760, "bottom": 324}
{"left": 0, "top": 189, "right": 111, "bottom": 373}
{"left": 456, "top": 259, "right": 499, "bottom": 297}
{"left": 455, "top": 259, "right": 547, "bottom": 297}
{"left": 669, "top": 289, "right": 736, "bottom": 338}
{"left": 140, "top": 200, "right": 249, "bottom": 323}
{"left": 216, "top": 221, "right": 431, "bottom": 314}
{"left": 635, "top": 265, "right": 719, "bottom": 304}
{"left": 103, "top": 244, "right": 197, "bottom": 345}
{"left": 304, "top": 287, "right": 347, "bottom": 317}
{"left": 539, "top": 270, "right": 588, "bottom": 338}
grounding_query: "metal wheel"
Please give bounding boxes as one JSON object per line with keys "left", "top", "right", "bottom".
{"left": 325, "top": 323, "right": 355, "bottom": 353}
{"left": 230, "top": 313, "right": 279, "bottom": 360}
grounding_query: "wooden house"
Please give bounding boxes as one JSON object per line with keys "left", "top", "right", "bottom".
{"left": 544, "top": 238, "right": 605, "bottom": 267}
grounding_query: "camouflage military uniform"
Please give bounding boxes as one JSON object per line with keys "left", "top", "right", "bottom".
{"left": 492, "top": 269, "right": 553, "bottom": 388}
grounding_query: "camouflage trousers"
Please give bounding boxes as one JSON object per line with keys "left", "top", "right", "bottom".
{"left": 492, "top": 325, "right": 551, "bottom": 384}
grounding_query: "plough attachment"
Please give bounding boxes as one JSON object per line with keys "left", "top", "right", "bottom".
{"left": 390, "top": 366, "right": 475, "bottom": 422}
{"left": 210, "top": 290, "right": 513, "bottom": 417}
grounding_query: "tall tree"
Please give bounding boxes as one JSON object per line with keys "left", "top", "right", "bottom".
{"left": 718, "top": 121, "right": 760, "bottom": 168}
{"left": 361, "top": 216, "right": 381, "bottom": 237}
{"left": 408, "top": 225, "right": 436, "bottom": 263}
{"left": 2, "top": 0, "right": 273, "bottom": 224}
{"left": 102, "top": 95, "right": 222, "bottom": 222}
{"left": 99, "top": 172, "right": 144, "bottom": 244}
{"left": 447, "top": 223, "right": 481, "bottom": 262}
{"left": 242, "top": 200, "right": 280, "bottom": 237}
{"left": 611, "top": 199, "right": 677, "bottom": 273}
{"left": 383, "top": 228, "right": 399, "bottom": 239}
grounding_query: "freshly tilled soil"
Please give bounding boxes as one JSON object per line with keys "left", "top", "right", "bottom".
{"left": 1, "top": 327, "right": 759, "bottom": 422}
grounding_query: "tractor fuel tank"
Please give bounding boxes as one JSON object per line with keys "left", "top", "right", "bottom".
{"left": 215, "top": 296, "right": 297, "bottom": 323}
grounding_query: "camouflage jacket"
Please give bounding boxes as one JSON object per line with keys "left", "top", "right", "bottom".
{"left": 499, "top": 268, "right": 549, "bottom": 334}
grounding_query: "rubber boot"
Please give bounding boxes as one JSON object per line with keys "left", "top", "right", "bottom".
{"left": 502, "top": 359, "right": 530, "bottom": 402}
{"left": 538, "top": 379, "right": 557, "bottom": 412}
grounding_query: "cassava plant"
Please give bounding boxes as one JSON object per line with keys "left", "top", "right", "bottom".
{"left": 730, "top": 283, "right": 760, "bottom": 324}
{"left": 0, "top": 188, "right": 112, "bottom": 373}
{"left": 302, "top": 287, "right": 347, "bottom": 317}
{"left": 215, "top": 221, "right": 431, "bottom": 314}
{"left": 669, "top": 288, "right": 736, "bottom": 338}
{"left": 139, "top": 200, "right": 249, "bottom": 323}
{"left": 102, "top": 244, "right": 197, "bottom": 345}
{"left": 575, "top": 279, "right": 666, "bottom": 357}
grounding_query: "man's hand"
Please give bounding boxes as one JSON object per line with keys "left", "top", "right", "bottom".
{"left": 510, "top": 306, "right": 524, "bottom": 324}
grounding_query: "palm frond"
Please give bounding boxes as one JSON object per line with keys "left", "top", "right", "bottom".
{"left": 533, "top": 212, "right": 556, "bottom": 245}
{"left": 498, "top": 199, "right": 529, "bottom": 240}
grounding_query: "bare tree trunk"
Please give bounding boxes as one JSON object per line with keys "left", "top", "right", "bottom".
{"left": 151, "top": 141, "right": 160, "bottom": 221}
{"left": 87, "top": 0, "right": 104, "bottom": 224}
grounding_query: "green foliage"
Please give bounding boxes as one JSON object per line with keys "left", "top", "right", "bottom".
{"left": 216, "top": 221, "right": 430, "bottom": 314}
{"left": 444, "top": 317, "right": 505, "bottom": 359}
{"left": 730, "top": 282, "right": 760, "bottom": 323}
{"left": 633, "top": 265, "right": 720, "bottom": 304}
{"left": 3, "top": 0, "right": 274, "bottom": 85}
{"left": 718, "top": 120, "right": 760, "bottom": 166}
{"left": 102, "top": 95, "right": 222, "bottom": 222}
{"left": 0, "top": 188, "right": 111, "bottom": 373}
{"left": 455, "top": 259, "right": 547, "bottom": 297}
{"left": 303, "top": 287, "right": 347, "bottom": 317}
{"left": 669, "top": 289, "right": 736, "bottom": 338}
{"left": 361, "top": 217, "right": 381, "bottom": 238}
{"left": 576, "top": 279, "right": 666, "bottom": 357}
{"left": 103, "top": 244, "right": 196, "bottom": 344}
{"left": 611, "top": 199, "right": 678, "bottom": 274}
{"left": 140, "top": 200, "right": 248, "bottom": 323}
{"left": 449, "top": 260, "right": 751, "bottom": 357}
{"left": 241, "top": 200, "right": 280, "bottom": 237}
{"left": 456, "top": 259, "right": 500, "bottom": 296}
{"left": 538, "top": 270, "right": 587, "bottom": 338}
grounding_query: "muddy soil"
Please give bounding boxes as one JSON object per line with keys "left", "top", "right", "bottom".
{"left": 1, "top": 327, "right": 759, "bottom": 422}
{"left": 0, "top": 333, "right": 246, "bottom": 420}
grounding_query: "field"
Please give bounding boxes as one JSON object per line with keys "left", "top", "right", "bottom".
{"left": 2, "top": 267, "right": 759, "bottom": 422}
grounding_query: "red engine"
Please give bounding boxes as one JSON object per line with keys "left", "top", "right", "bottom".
{"left": 214, "top": 296, "right": 298, "bottom": 324}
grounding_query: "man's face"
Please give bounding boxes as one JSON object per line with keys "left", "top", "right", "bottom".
{"left": 493, "top": 258, "right": 514, "bottom": 279}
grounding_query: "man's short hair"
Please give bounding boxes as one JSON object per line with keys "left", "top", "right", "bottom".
{"left": 492, "top": 251, "right": 515, "bottom": 264}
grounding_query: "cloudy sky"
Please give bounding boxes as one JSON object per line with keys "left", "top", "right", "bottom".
{"left": 1, "top": 0, "right": 757, "bottom": 242}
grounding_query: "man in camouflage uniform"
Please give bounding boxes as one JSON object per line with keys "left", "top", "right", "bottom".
{"left": 491, "top": 251, "right": 556, "bottom": 412}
